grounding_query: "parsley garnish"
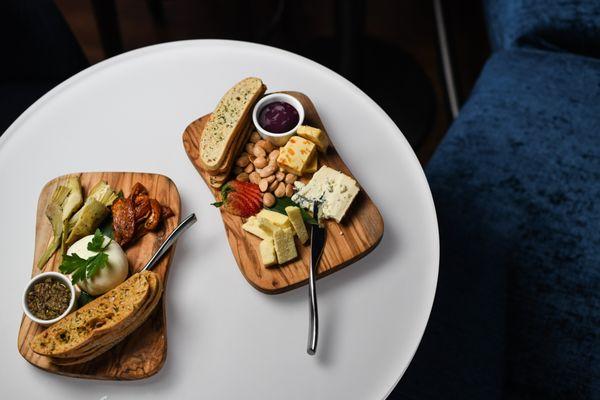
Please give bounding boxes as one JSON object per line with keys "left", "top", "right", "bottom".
{"left": 60, "top": 229, "right": 111, "bottom": 284}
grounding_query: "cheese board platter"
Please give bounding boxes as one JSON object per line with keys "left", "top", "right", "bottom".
{"left": 182, "top": 80, "right": 384, "bottom": 294}
{"left": 17, "top": 172, "right": 181, "bottom": 380}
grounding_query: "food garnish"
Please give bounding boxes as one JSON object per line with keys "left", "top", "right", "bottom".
{"left": 59, "top": 229, "right": 111, "bottom": 284}
{"left": 111, "top": 182, "right": 174, "bottom": 247}
{"left": 37, "top": 176, "right": 83, "bottom": 269}
{"left": 26, "top": 277, "right": 71, "bottom": 320}
{"left": 212, "top": 180, "right": 263, "bottom": 217}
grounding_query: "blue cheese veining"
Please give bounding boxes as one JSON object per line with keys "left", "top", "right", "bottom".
{"left": 291, "top": 166, "right": 360, "bottom": 223}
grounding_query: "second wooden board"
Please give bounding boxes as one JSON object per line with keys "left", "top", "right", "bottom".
{"left": 183, "top": 91, "right": 384, "bottom": 294}
{"left": 17, "top": 172, "right": 181, "bottom": 380}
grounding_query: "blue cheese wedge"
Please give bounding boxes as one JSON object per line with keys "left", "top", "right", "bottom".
{"left": 291, "top": 166, "right": 360, "bottom": 223}
{"left": 273, "top": 227, "right": 297, "bottom": 264}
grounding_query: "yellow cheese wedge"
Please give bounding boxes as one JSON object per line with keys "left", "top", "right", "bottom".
{"left": 296, "top": 125, "right": 329, "bottom": 153}
{"left": 273, "top": 227, "right": 297, "bottom": 264}
{"left": 277, "top": 136, "right": 316, "bottom": 176}
{"left": 256, "top": 209, "right": 290, "bottom": 228}
{"left": 285, "top": 206, "right": 309, "bottom": 244}
{"left": 303, "top": 153, "right": 318, "bottom": 174}
{"left": 259, "top": 239, "right": 278, "bottom": 267}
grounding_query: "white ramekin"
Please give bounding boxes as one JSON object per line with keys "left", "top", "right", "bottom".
{"left": 252, "top": 93, "right": 305, "bottom": 146}
{"left": 22, "top": 271, "right": 77, "bottom": 326}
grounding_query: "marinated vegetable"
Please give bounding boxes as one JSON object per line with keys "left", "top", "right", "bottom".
{"left": 37, "top": 176, "right": 83, "bottom": 269}
{"left": 63, "top": 181, "right": 118, "bottom": 250}
{"left": 112, "top": 182, "right": 174, "bottom": 247}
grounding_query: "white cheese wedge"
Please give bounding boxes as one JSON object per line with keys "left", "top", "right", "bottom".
{"left": 291, "top": 166, "right": 360, "bottom": 223}
{"left": 285, "top": 206, "right": 309, "bottom": 244}
{"left": 273, "top": 227, "right": 297, "bottom": 264}
{"left": 256, "top": 209, "right": 291, "bottom": 229}
{"left": 242, "top": 216, "right": 272, "bottom": 240}
{"left": 259, "top": 238, "right": 278, "bottom": 267}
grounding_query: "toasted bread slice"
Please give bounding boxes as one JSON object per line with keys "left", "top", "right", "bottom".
{"left": 199, "top": 77, "right": 266, "bottom": 171}
{"left": 50, "top": 273, "right": 163, "bottom": 365}
{"left": 30, "top": 272, "right": 153, "bottom": 357}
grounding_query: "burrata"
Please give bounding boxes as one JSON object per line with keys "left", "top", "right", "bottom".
{"left": 67, "top": 234, "right": 129, "bottom": 296}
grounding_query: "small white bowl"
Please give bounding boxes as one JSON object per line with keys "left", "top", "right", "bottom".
{"left": 22, "top": 272, "right": 77, "bottom": 326}
{"left": 252, "top": 93, "right": 305, "bottom": 146}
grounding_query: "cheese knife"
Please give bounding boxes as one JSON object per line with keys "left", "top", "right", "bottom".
{"left": 307, "top": 202, "right": 326, "bottom": 355}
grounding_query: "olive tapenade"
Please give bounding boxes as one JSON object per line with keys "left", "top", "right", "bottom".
{"left": 26, "top": 277, "right": 71, "bottom": 320}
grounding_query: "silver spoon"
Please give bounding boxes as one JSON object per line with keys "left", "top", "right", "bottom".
{"left": 141, "top": 213, "right": 197, "bottom": 272}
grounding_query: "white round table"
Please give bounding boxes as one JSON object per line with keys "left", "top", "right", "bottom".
{"left": 0, "top": 40, "right": 438, "bottom": 399}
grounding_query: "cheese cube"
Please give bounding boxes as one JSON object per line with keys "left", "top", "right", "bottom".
{"left": 304, "top": 153, "right": 318, "bottom": 174}
{"left": 256, "top": 209, "right": 290, "bottom": 229}
{"left": 285, "top": 206, "right": 309, "bottom": 244}
{"left": 273, "top": 227, "right": 297, "bottom": 264}
{"left": 259, "top": 239, "right": 278, "bottom": 267}
{"left": 242, "top": 216, "right": 272, "bottom": 240}
{"left": 277, "top": 136, "right": 316, "bottom": 175}
{"left": 296, "top": 125, "right": 329, "bottom": 153}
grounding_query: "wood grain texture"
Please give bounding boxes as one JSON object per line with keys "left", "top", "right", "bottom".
{"left": 183, "top": 91, "right": 384, "bottom": 294}
{"left": 18, "top": 172, "right": 181, "bottom": 380}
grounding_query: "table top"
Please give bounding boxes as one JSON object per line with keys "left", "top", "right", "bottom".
{"left": 0, "top": 40, "right": 438, "bottom": 399}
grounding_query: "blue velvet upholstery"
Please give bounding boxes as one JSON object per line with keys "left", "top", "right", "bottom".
{"left": 484, "top": 0, "right": 600, "bottom": 57}
{"left": 395, "top": 4, "right": 600, "bottom": 399}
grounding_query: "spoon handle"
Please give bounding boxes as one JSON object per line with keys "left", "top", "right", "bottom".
{"left": 141, "top": 213, "right": 197, "bottom": 272}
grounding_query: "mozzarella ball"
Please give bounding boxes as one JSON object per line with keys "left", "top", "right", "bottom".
{"left": 67, "top": 234, "right": 129, "bottom": 296}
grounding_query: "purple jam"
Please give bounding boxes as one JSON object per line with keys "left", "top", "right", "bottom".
{"left": 258, "top": 101, "right": 299, "bottom": 134}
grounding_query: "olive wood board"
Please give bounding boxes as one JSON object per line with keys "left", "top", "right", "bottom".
{"left": 183, "top": 91, "right": 384, "bottom": 294}
{"left": 17, "top": 172, "right": 181, "bottom": 380}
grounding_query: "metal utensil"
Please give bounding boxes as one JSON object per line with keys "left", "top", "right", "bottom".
{"left": 141, "top": 213, "right": 197, "bottom": 272}
{"left": 307, "top": 202, "right": 326, "bottom": 355}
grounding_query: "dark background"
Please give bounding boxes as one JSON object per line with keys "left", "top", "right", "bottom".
{"left": 51, "top": 0, "right": 489, "bottom": 164}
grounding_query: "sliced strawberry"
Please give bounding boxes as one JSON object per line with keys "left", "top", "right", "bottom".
{"left": 211, "top": 180, "right": 262, "bottom": 217}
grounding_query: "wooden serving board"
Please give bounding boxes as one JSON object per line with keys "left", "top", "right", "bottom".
{"left": 18, "top": 172, "right": 181, "bottom": 380}
{"left": 183, "top": 91, "right": 383, "bottom": 294}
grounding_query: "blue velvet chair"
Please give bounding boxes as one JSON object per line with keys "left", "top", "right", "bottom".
{"left": 393, "top": 1, "right": 599, "bottom": 399}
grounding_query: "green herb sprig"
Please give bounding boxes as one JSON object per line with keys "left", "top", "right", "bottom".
{"left": 59, "top": 229, "right": 111, "bottom": 284}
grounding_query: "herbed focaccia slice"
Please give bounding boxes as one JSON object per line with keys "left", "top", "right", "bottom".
{"left": 48, "top": 272, "right": 162, "bottom": 360}
{"left": 30, "top": 272, "right": 153, "bottom": 357}
{"left": 50, "top": 273, "right": 164, "bottom": 365}
{"left": 199, "top": 77, "right": 266, "bottom": 171}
